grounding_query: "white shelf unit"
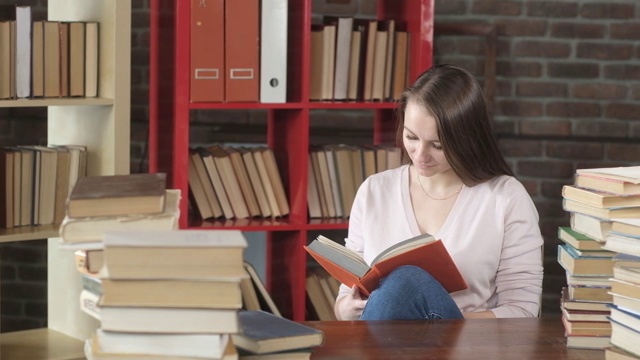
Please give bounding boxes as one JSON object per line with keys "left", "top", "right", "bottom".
{"left": 0, "top": 0, "right": 131, "bottom": 351}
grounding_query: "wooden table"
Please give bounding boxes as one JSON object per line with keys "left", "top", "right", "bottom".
{"left": 0, "top": 317, "right": 606, "bottom": 359}
{"left": 304, "top": 317, "right": 606, "bottom": 359}
{"left": 0, "top": 328, "right": 85, "bottom": 360}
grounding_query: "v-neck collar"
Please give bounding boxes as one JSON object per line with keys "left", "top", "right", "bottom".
{"left": 401, "top": 164, "right": 469, "bottom": 241}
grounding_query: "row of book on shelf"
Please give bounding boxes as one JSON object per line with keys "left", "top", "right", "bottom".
{"left": 306, "top": 266, "right": 340, "bottom": 321}
{"left": 307, "top": 144, "right": 402, "bottom": 219}
{"left": 187, "top": 143, "right": 403, "bottom": 222}
{"left": 311, "top": 16, "right": 409, "bottom": 102}
{"left": 0, "top": 4, "right": 99, "bottom": 99}
{"left": 188, "top": 145, "right": 289, "bottom": 221}
{"left": 59, "top": 172, "right": 324, "bottom": 359}
{"left": 557, "top": 165, "right": 640, "bottom": 358}
{"left": 0, "top": 144, "right": 86, "bottom": 229}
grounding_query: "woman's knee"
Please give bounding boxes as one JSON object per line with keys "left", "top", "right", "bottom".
{"left": 382, "top": 265, "right": 439, "bottom": 288}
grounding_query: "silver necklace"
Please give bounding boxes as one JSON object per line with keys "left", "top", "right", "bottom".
{"left": 416, "top": 171, "right": 463, "bottom": 201}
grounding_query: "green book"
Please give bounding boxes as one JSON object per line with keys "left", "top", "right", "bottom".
{"left": 231, "top": 310, "right": 324, "bottom": 355}
{"left": 558, "top": 226, "right": 603, "bottom": 251}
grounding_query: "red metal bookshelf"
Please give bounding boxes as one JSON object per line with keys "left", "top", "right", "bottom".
{"left": 148, "top": 0, "right": 433, "bottom": 321}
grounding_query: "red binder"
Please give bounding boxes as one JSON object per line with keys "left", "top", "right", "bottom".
{"left": 190, "top": 0, "right": 224, "bottom": 102}
{"left": 224, "top": 0, "right": 259, "bottom": 102}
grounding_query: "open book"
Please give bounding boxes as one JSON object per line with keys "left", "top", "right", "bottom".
{"left": 304, "top": 233, "right": 467, "bottom": 297}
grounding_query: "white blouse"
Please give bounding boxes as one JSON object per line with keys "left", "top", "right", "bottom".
{"left": 337, "top": 164, "right": 544, "bottom": 318}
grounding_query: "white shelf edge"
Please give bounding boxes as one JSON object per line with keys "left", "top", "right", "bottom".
{"left": 0, "top": 98, "right": 114, "bottom": 108}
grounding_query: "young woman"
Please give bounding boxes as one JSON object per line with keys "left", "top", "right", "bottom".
{"left": 334, "top": 64, "right": 543, "bottom": 320}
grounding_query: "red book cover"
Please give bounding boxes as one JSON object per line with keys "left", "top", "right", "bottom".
{"left": 190, "top": 0, "right": 224, "bottom": 102}
{"left": 305, "top": 237, "right": 467, "bottom": 297}
{"left": 224, "top": 0, "right": 259, "bottom": 102}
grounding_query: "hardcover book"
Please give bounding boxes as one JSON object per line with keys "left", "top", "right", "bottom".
{"left": 562, "top": 185, "right": 640, "bottom": 208}
{"left": 99, "top": 277, "right": 242, "bottom": 309}
{"left": 66, "top": 173, "right": 167, "bottom": 218}
{"left": 231, "top": 310, "right": 324, "bottom": 354}
{"left": 561, "top": 287, "right": 610, "bottom": 312}
{"left": 85, "top": 336, "right": 237, "bottom": 360}
{"left": 561, "top": 315, "right": 612, "bottom": 337}
{"left": 557, "top": 244, "right": 615, "bottom": 277}
{"left": 575, "top": 166, "right": 640, "bottom": 196}
{"left": 609, "top": 309, "right": 640, "bottom": 358}
{"left": 557, "top": 226, "right": 603, "bottom": 251}
{"left": 570, "top": 212, "right": 610, "bottom": 242}
{"left": 60, "top": 189, "right": 180, "bottom": 244}
{"left": 99, "top": 306, "right": 239, "bottom": 334}
{"left": 612, "top": 218, "right": 640, "bottom": 237}
{"left": 94, "top": 329, "right": 229, "bottom": 360}
{"left": 562, "top": 198, "right": 640, "bottom": 220}
{"left": 304, "top": 233, "right": 467, "bottom": 296}
{"left": 101, "top": 229, "right": 247, "bottom": 280}
{"left": 604, "top": 233, "right": 640, "bottom": 257}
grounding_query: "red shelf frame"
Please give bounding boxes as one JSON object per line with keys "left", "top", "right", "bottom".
{"left": 149, "top": 0, "right": 433, "bottom": 321}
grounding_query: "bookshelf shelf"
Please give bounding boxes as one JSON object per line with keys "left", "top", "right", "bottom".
{"left": 0, "top": 224, "right": 59, "bottom": 243}
{"left": 149, "top": 0, "right": 433, "bottom": 321}
{"left": 308, "top": 102, "right": 399, "bottom": 110}
{"left": 0, "top": 98, "right": 114, "bottom": 108}
{"left": 190, "top": 218, "right": 303, "bottom": 232}
{"left": 189, "top": 103, "right": 304, "bottom": 110}
{"left": 1, "top": 0, "right": 131, "bottom": 350}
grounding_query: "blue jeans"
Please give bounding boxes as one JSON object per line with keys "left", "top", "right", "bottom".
{"left": 360, "top": 265, "right": 464, "bottom": 320}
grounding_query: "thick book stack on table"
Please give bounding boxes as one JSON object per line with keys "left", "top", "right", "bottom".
{"left": 60, "top": 173, "right": 179, "bottom": 275}
{"left": 58, "top": 173, "right": 183, "bottom": 332}
{"left": 84, "top": 229, "right": 248, "bottom": 360}
{"left": 558, "top": 166, "right": 640, "bottom": 353}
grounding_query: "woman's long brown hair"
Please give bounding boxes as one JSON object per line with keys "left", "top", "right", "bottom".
{"left": 395, "top": 64, "right": 513, "bottom": 186}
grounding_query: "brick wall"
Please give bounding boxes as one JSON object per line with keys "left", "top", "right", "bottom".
{"left": 431, "top": 0, "right": 640, "bottom": 314}
{"left": 1, "top": 0, "right": 639, "bottom": 331}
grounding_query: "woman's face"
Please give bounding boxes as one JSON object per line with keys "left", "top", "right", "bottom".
{"left": 402, "top": 100, "right": 452, "bottom": 177}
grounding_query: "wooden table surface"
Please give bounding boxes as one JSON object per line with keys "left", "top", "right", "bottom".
{"left": 0, "top": 328, "right": 85, "bottom": 360}
{"left": 0, "top": 317, "right": 607, "bottom": 360}
{"left": 304, "top": 317, "right": 606, "bottom": 359}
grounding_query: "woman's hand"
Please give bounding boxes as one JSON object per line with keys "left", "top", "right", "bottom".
{"left": 335, "top": 285, "right": 368, "bottom": 320}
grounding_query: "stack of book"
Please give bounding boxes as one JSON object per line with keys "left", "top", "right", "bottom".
{"left": 231, "top": 310, "right": 325, "bottom": 359}
{"left": 59, "top": 173, "right": 178, "bottom": 275}
{"left": 85, "top": 229, "right": 248, "bottom": 360}
{"left": 570, "top": 167, "right": 640, "bottom": 359}
{"left": 559, "top": 166, "right": 640, "bottom": 353}
{"left": 608, "top": 264, "right": 640, "bottom": 359}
